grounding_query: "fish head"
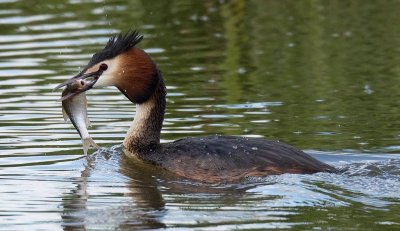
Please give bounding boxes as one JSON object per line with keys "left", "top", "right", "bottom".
{"left": 60, "top": 79, "right": 90, "bottom": 101}
{"left": 55, "top": 62, "right": 107, "bottom": 101}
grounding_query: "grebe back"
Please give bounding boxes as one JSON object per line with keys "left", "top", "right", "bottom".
{"left": 56, "top": 31, "right": 335, "bottom": 183}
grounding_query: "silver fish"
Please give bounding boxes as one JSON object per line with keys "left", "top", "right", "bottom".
{"left": 62, "top": 80, "right": 99, "bottom": 155}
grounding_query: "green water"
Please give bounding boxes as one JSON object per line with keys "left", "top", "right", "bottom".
{"left": 0, "top": 0, "right": 400, "bottom": 230}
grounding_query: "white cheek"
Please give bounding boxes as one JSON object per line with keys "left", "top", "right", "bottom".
{"left": 93, "top": 72, "right": 114, "bottom": 87}
{"left": 92, "top": 59, "right": 119, "bottom": 88}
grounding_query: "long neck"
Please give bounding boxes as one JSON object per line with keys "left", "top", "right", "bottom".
{"left": 123, "top": 73, "right": 166, "bottom": 153}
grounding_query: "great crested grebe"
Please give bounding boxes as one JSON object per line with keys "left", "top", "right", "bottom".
{"left": 57, "top": 31, "right": 335, "bottom": 183}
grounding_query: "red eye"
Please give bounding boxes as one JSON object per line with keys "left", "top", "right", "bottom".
{"left": 100, "top": 63, "right": 108, "bottom": 71}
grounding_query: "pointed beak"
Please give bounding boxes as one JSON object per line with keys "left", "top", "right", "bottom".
{"left": 55, "top": 69, "right": 103, "bottom": 101}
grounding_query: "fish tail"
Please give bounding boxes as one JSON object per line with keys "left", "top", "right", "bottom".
{"left": 82, "top": 137, "right": 99, "bottom": 155}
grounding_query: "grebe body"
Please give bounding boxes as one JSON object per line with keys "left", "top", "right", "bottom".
{"left": 137, "top": 135, "right": 334, "bottom": 183}
{"left": 57, "top": 31, "right": 335, "bottom": 183}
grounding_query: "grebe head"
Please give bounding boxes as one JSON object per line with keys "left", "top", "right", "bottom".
{"left": 56, "top": 31, "right": 159, "bottom": 104}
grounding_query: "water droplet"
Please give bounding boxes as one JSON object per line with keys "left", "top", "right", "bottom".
{"left": 190, "top": 14, "right": 198, "bottom": 21}
{"left": 232, "top": 145, "right": 238, "bottom": 149}
{"left": 331, "top": 33, "right": 340, "bottom": 38}
{"left": 191, "top": 66, "right": 203, "bottom": 71}
{"left": 201, "top": 15, "right": 209, "bottom": 21}
{"left": 251, "top": 147, "right": 258, "bottom": 150}
{"left": 344, "top": 31, "right": 352, "bottom": 37}
{"left": 237, "top": 67, "right": 246, "bottom": 74}
{"left": 364, "top": 84, "right": 374, "bottom": 95}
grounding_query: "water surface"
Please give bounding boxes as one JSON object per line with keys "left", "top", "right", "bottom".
{"left": 0, "top": 0, "right": 400, "bottom": 230}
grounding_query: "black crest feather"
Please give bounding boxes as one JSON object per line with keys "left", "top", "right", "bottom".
{"left": 86, "top": 30, "right": 143, "bottom": 69}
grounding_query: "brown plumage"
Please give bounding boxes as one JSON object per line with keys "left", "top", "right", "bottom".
{"left": 116, "top": 48, "right": 159, "bottom": 103}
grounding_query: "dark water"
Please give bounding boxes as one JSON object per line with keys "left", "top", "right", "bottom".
{"left": 1, "top": 0, "right": 400, "bottom": 230}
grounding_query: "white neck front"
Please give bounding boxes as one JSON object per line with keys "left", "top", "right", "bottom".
{"left": 123, "top": 78, "right": 166, "bottom": 153}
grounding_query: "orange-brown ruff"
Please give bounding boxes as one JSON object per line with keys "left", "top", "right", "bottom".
{"left": 58, "top": 31, "right": 336, "bottom": 183}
